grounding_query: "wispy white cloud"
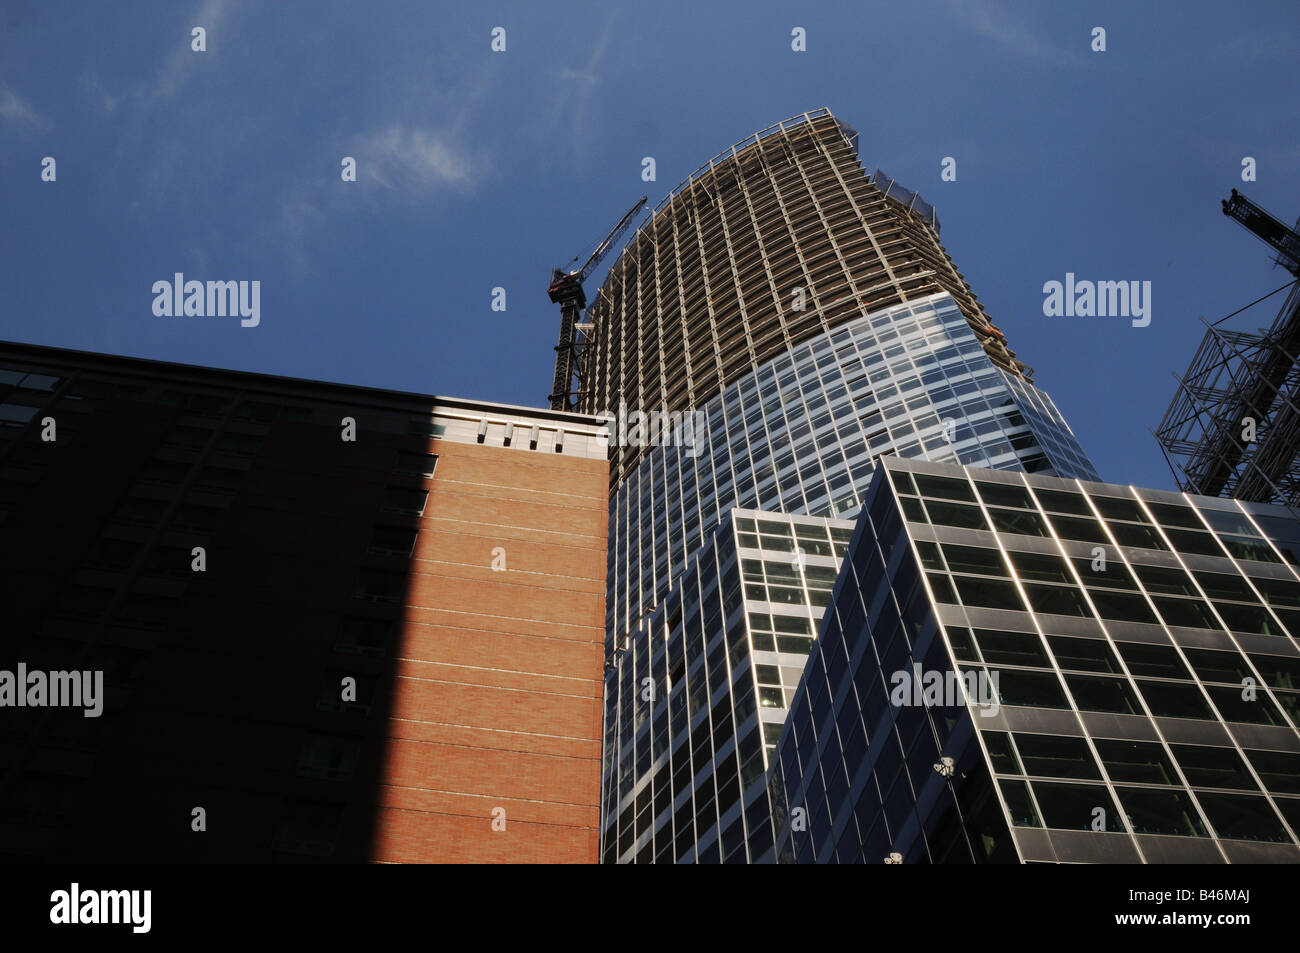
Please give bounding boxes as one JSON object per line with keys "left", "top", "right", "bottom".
{"left": 79, "top": 70, "right": 122, "bottom": 114}
{"left": 359, "top": 125, "right": 480, "bottom": 192}
{"left": 549, "top": 11, "right": 617, "bottom": 148}
{"left": 0, "top": 84, "right": 41, "bottom": 125}
{"left": 944, "top": 0, "right": 1063, "bottom": 62}
{"left": 148, "top": 0, "right": 236, "bottom": 102}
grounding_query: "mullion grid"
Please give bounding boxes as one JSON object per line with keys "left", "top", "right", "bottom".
{"left": 929, "top": 467, "right": 1300, "bottom": 851}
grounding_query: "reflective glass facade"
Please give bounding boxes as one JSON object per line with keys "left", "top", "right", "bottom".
{"left": 606, "top": 291, "right": 1098, "bottom": 659}
{"left": 601, "top": 509, "right": 854, "bottom": 863}
{"left": 599, "top": 292, "right": 1102, "bottom": 862}
{"left": 596, "top": 113, "right": 1101, "bottom": 865}
{"left": 770, "top": 456, "right": 1300, "bottom": 863}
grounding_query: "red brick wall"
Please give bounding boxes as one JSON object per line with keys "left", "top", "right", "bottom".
{"left": 371, "top": 437, "right": 607, "bottom": 863}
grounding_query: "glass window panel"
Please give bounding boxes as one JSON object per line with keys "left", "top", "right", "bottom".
{"left": 1197, "top": 793, "right": 1290, "bottom": 843}
{"left": 1034, "top": 490, "right": 1092, "bottom": 516}
{"left": 1245, "top": 749, "right": 1300, "bottom": 795}
{"left": 914, "top": 474, "right": 976, "bottom": 502}
{"left": 926, "top": 573, "right": 959, "bottom": 604}
{"left": 992, "top": 670, "right": 1070, "bottom": 709}
{"left": 1048, "top": 636, "right": 1121, "bottom": 674}
{"left": 1214, "top": 602, "right": 1284, "bottom": 636}
{"left": 1252, "top": 516, "right": 1300, "bottom": 565}
{"left": 1030, "top": 781, "right": 1122, "bottom": 831}
{"left": 1013, "top": 733, "right": 1101, "bottom": 780}
{"left": 1253, "top": 577, "right": 1300, "bottom": 608}
{"left": 1170, "top": 745, "right": 1259, "bottom": 791}
{"left": 1154, "top": 597, "right": 1221, "bottom": 630}
{"left": 1109, "top": 522, "right": 1168, "bottom": 551}
{"left": 1163, "top": 529, "right": 1225, "bottom": 557}
{"left": 999, "top": 779, "right": 1040, "bottom": 827}
{"left": 1147, "top": 502, "right": 1203, "bottom": 529}
{"left": 1065, "top": 675, "right": 1141, "bottom": 714}
{"left": 1026, "top": 585, "right": 1091, "bottom": 617}
{"left": 1194, "top": 571, "right": 1258, "bottom": 602}
{"left": 1270, "top": 607, "right": 1300, "bottom": 636}
{"left": 900, "top": 497, "right": 928, "bottom": 523}
{"left": 1094, "top": 739, "right": 1178, "bottom": 785}
{"left": 1133, "top": 564, "right": 1198, "bottom": 596}
{"left": 1221, "top": 536, "right": 1281, "bottom": 564}
{"left": 975, "top": 481, "right": 1035, "bottom": 510}
{"left": 953, "top": 577, "right": 1024, "bottom": 611}
{"left": 945, "top": 626, "right": 980, "bottom": 662}
{"left": 1248, "top": 653, "right": 1300, "bottom": 691}
{"left": 1138, "top": 681, "right": 1215, "bottom": 720}
{"left": 1116, "top": 642, "right": 1192, "bottom": 680}
{"left": 984, "top": 731, "right": 1021, "bottom": 774}
{"left": 1184, "top": 648, "right": 1253, "bottom": 685}
{"left": 941, "top": 544, "right": 1007, "bottom": 576}
{"left": 1074, "top": 558, "right": 1138, "bottom": 590}
{"left": 891, "top": 471, "right": 918, "bottom": 496}
{"left": 1009, "top": 551, "right": 1073, "bottom": 584}
{"left": 1199, "top": 509, "right": 1261, "bottom": 538}
{"left": 1205, "top": 686, "right": 1286, "bottom": 726}
{"left": 974, "top": 630, "right": 1049, "bottom": 668}
{"left": 1088, "top": 590, "right": 1159, "bottom": 624}
{"left": 1046, "top": 515, "right": 1109, "bottom": 544}
{"left": 924, "top": 500, "right": 987, "bottom": 530}
{"left": 989, "top": 508, "right": 1051, "bottom": 537}
{"left": 1276, "top": 797, "right": 1300, "bottom": 834}
{"left": 1091, "top": 495, "right": 1150, "bottom": 523}
{"left": 1117, "top": 787, "right": 1209, "bottom": 837}
{"left": 915, "top": 541, "right": 944, "bottom": 571}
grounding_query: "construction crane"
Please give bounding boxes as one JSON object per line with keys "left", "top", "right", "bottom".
{"left": 1155, "top": 190, "right": 1300, "bottom": 504}
{"left": 547, "top": 196, "right": 648, "bottom": 412}
{"left": 1222, "top": 188, "right": 1300, "bottom": 277}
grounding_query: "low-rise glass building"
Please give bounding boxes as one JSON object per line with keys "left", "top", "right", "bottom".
{"left": 770, "top": 456, "right": 1300, "bottom": 863}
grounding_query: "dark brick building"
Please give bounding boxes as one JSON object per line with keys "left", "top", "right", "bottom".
{"left": 0, "top": 341, "right": 608, "bottom": 863}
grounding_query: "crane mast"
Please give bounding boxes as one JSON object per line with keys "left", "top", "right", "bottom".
{"left": 547, "top": 196, "right": 648, "bottom": 412}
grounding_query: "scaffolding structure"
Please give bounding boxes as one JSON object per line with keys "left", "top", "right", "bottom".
{"left": 580, "top": 108, "right": 1028, "bottom": 489}
{"left": 1156, "top": 280, "right": 1300, "bottom": 505}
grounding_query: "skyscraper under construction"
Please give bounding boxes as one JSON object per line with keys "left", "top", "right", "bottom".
{"left": 586, "top": 110, "right": 1101, "bottom": 862}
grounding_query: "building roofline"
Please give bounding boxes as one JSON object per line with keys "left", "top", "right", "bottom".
{"left": 0, "top": 338, "right": 604, "bottom": 427}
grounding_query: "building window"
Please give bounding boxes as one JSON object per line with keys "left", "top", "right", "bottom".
{"left": 318, "top": 671, "right": 375, "bottom": 714}
{"left": 973, "top": 629, "right": 1049, "bottom": 668}
{"left": 1063, "top": 674, "right": 1141, "bottom": 714}
{"left": 380, "top": 486, "right": 428, "bottom": 515}
{"left": 408, "top": 419, "right": 447, "bottom": 439}
{"left": 272, "top": 801, "right": 343, "bottom": 857}
{"left": 296, "top": 733, "right": 360, "bottom": 781}
{"left": 1093, "top": 739, "right": 1177, "bottom": 785}
{"left": 368, "top": 525, "right": 417, "bottom": 558}
{"left": 1171, "top": 745, "right": 1258, "bottom": 791}
{"left": 394, "top": 450, "right": 438, "bottom": 478}
{"left": 1196, "top": 793, "right": 1290, "bottom": 843}
{"left": 1047, "top": 636, "right": 1121, "bottom": 673}
{"left": 1012, "top": 733, "right": 1101, "bottom": 780}
{"left": 1030, "top": 781, "right": 1122, "bottom": 831}
{"left": 354, "top": 569, "right": 405, "bottom": 604}
{"left": 1115, "top": 787, "right": 1208, "bottom": 837}
{"left": 335, "top": 616, "right": 393, "bottom": 657}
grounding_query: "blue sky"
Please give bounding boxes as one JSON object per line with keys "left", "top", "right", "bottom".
{"left": 1, "top": 0, "right": 1297, "bottom": 490}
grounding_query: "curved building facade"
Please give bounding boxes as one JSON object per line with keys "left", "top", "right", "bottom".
{"left": 605, "top": 292, "right": 1098, "bottom": 659}
{"left": 592, "top": 111, "right": 1102, "bottom": 863}
{"left": 580, "top": 108, "right": 1028, "bottom": 488}
{"left": 598, "top": 293, "right": 1099, "bottom": 862}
